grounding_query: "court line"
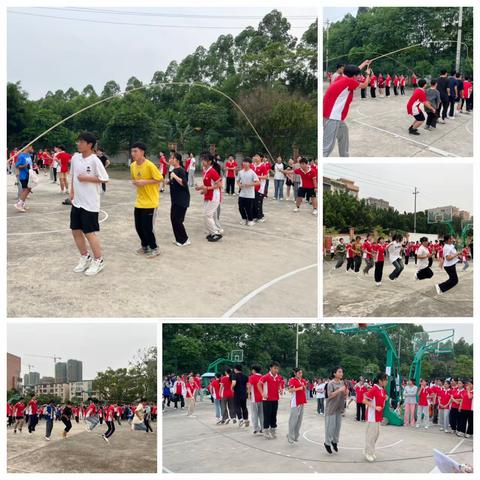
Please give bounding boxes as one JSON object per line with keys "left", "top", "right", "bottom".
{"left": 428, "top": 437, "right": 465, "bottom": 473}
{"left": 222, "top": 263, "right": 317, "bottom": 318}
{"left": 7, "top": 210, "right": 108, "bottom": 236}
{"left": 302, "top": 429, "right": 403, "bottom": 450}
{"left": 162, "top": 466, "right": 174, "bottom": 473}
{"left": 351, "top": 119, "right": 459, "bottom": 157}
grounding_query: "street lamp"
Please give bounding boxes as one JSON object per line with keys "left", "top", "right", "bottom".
{"left": 295, "top": 324, "right": 307, "bottom": 368}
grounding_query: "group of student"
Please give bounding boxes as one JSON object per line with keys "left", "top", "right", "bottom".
{"left": 323, "top": 59, "right": 474, "bottom": 156}
{"left": 9, "top": 132, "right": 317, "bottom": 276}
{"left": 331, "top": 233, "right": 470, "bottom": 295}
{"left": 7, "top": 394, "right": 155, "bottom": 443}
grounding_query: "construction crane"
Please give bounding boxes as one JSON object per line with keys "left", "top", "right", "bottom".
{"left": 26, "top": 364, "right": 35, "bottom": 372}
{"left": 24, "top": 354, "right": 62, "bottom": 364}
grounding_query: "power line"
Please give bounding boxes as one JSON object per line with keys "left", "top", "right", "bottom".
{"left": 8, "top": 10, "right": 312, "bottom": 30}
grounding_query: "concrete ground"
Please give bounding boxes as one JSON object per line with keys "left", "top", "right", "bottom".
{"left": 7, "top": 418, "right": 157, "bottom": 473}
{"left": 7, "top": 171, "right": 317, "bottom": 318}
{"left": 323, "top": 83, "right": 473, "bottom": 157}
{"left": 162, "top": 396, "right": 472, "bottom": 473}
{"left": 323, "top": 258, "right": 473, "bottom": 317}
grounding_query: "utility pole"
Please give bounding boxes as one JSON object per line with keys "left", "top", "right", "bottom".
{"left": 455, "top": 7, "right": 463, "bottom": 72}
{"left": 413, "top": 187, "right": 419, "bottom": 233}
{"left": 325, "top": 19, "right": 330, "bottom": 77}
{"left": 295, "top": 324, "right": 306, "bottom": 368}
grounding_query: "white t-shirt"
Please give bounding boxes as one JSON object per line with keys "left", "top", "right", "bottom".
{"left": 71, "top": 153, "right": 109, "bottom": 212}
{"left": 416, "top": 245, "right": 430, "bottom": 269}
{"left": 388, "top": 241, "right": 402, "bottom": 263}
{"left": 443, "top": 243, "right": 459, "bottom": 267}
{"left": 238, "top": 169, "right": 259, "bottom": 199}
{"left": 273, "top": 163, "right": 285, "bottom": 180}
{"left": 189, "top": 157, "right": 196, "bottom": 171}
{"left": 315, "top": 383, "right": 326, "bottom": 399}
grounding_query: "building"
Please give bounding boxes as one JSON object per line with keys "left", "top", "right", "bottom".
{"left": 67, "top": 359, "right": 83, "bottom": 383}
{"left": 40, "top": 376, "right": 55, "bottom": 384}
{"left": 458, "top": 210, "right": 471, "bottom": 221}
{"left": 55, "top": 362, "right": 67, "bottom": 383}
{"left": 24, "top": 372, "right": 41, "bottom": 387}
{"left": 34, "top": 383, "right": 70, "bottom": 402}
{"left": 7, "top": 353, "right": 21, "bottom": 391}
{"left": 366, "top": 197, "right": 390, "bottom": 210}
{"left": 323, "top": 176, "right": 359, "bottom": 198}
{"left": 69, "top": 380, "right": 96, "bottom": 402}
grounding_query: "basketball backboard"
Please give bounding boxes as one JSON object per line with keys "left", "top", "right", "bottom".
{"left": 412, "top": 329, "right": 454, "bottom": 354}
{"left": 427, "top": 207, "right": 453, "bottom": 224}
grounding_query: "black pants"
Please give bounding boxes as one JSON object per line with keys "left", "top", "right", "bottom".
{"left": 174, "top": 394, "right": 185, "bottom": 409}
{"left": 374, "top": 261, "right": 384, "bottom": 283}
{"left": 52, "top": 168, "right": 57, "bottom": 182}
{"left": 234, "top": 397, "right": 248, "bottom": 420}
{"left": 417, "top": 266, "right": 433, "bottom": 280}
{"left": 262, "top": 400, "right": 278, "bottom": 429}
{"left": 385, "top": 85, "right": 390, "bottom": 96}
{"left": 438, "top": 264, "right": 458, "bottom": 293}
{"left": 254, "top": 191, "right": 264, "bottom": 219}
{"left": 370, "top": 87, "right": 376, "bottom": 98}
{"left": 433, "top": 404, "right": 439, "bottom": 424}
{"left": 226, "top": 177, "right": 235, "bottom": 195}
{"left": 361, "top": 88, "right": 366, "bottom": 99}
{"left": 28, "top": 415, "right": 37, "bottom": 433}
{"left": 170, "top": 204, "right": 188, "bottom": 244}
{"left": 448, "top": 97, "right": 456, "bottom": 116}
{"left": 457, "top": 410, "right": 473, "bottom": 435}
{"left": 400, "top": 85, "right": 405, "bottom": 95}
{"left": 99, "top": 416, "right": 103, "bottom": 424}
{"left": 466, "top": 95, "right": 473, "bottom": 111}
{"left": 426, "top": 110, "right": 437, "bottom": 127}
{"left": 356, "top": 403, "right": 366, "bottom": 421}
{"left": 335, "top": 257, "right": 345, "bottom": 269}
{"left": 116, "top": 414, "right": 122, "bottom": 426}
{"left": 105, "top": 420, "right": 115, "bottom": 438}
{"left": 317, "top": 398, "right": 324, "bottom": 414}
{"left": 450, "top": 408, "right": 459, "bottom": 431}
{"left": 440, "top": 97, "right": 449, "bottom": 119}
{"left": 145, "top": 419, "right": 153, "bottom": 432}
{"left": 62, "top": 417, "right": 72, "bottom": 432}
{"left": 102, "top": 182, "right": 106, "bottom": 192}
{"left": 428, "top": 257, "right": 433, "bottom": 268}
{"left": 389, "top": 259, "right": 404, "bottom": 280}
{"left": 134, "top": 208, "right": 157, "bottom": 249}
{"left": 239, "top": 197, "right": 255, "bottom": 221}
{"left": 394, "top": 86, "right": 398, "bottom": 96}
{"left": 353, "top": 255, "right": 362, "bottom": 273}
{"left": 346, "top": 257, "right": 354, "bottom": 271}
{"left": 363, "top": 257, "right": 374, "bottom": 274}
{"left": 45, "top": 419, "right": 54, "bottom": 438}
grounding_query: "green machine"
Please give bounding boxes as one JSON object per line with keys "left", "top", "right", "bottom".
{"left": 409, "top": 329, "right": 455, "bottom": 386}
{"left": 334, "top": 323, "right": 403, "bottom": 426}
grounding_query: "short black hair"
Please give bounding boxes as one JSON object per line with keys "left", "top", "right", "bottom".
{"left": 343, "top": 64, "right": 361, "bottom": 78}
{"left": 251, "top": 364, "right": 261, "bottom": 373}
{"left": 131, "top": 141, "right": 147, "bottom": 152}
{"left": 455, "top": 72, "right": 461, "bottom": 78}
{"left": 141, "top": 397, "right": 147, "bottom": 402}
{"left": 270, "top": 361, "right": 280, "bottom": 368}
{"left": 77, "top": 132, "right": 97, "bottom": 148}
{"left": 299, "top": 157, "right": 308, "bottom": 164}
{"left": 444, "top": 234, "right": 452, "bottom": 242}
{"left": 234, "top": 364, "right": 243, "bottom": 371}
{"left": 243, "top": 157, "right": 252, "bottom": 164}
{"left": 173, "top": 152, "right": 182, "bottom": 163}
{"left": 215, "top": 372, "right": 221, "bottom": 379}
{"left": 200, "top": 152, "right": 214, "bottom": 163}
{"left": 375, "top": 372, "right": 388, "bottom": 383}
{"left": 336, "top": 63, "right": 344, "bottom": 70}
{"left": 451, "top": 70, "right": 456, "bottom": 76}
{"left": 420, "top": 236, "right": 428, "bottom": 242}
{"left": 440, "top": 69, "right": 447, "bottom": 75}
{"left": 331, "top": 366, "right": 343, "bottom": 376}
{"left": 430, "top": 79, "right": 437, "bottom": 86}
{"left": 54, "top": 144, "right": 66, "bottom": 150}
{"left": 225, "top": 368, "right": 232, "bottom": 374}
{"left": 418, "top": 79, "right": 427, "bottom": 88}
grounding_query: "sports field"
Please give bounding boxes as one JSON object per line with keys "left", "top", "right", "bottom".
{"left": 7, "top": 419, "right": 156, "bottom": 473}
{"left": 162, "top": 396, "right": 472, "bottom": 474}
{"left": 7, "top": 172, "right": 317, "bottom": 318}
{"left": 323, "top": 259, "right": 473, "bottom": 317}
{"left": 323, "top": 83, "right": 473, "bottom": 157}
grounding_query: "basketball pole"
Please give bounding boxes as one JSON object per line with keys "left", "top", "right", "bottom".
{"left": 413, "top": 187, "right": 419, "bottom": 233}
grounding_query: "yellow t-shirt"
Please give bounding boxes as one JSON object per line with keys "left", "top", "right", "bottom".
{"left": 130, "top": 159, "right": 163, "bottom": 209}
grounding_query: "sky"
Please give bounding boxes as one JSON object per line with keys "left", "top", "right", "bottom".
{"left": 323, "top": 163, "right": 473, "bottom": 213}
{"left": 8, "top": 323, "right": 156, "bottom": 379}
{"left": 7, "top": 6, "right": 316, "bottom": 100}
{"left": 323, "top": 7, "right": 358, "bottom": 24}
{"left": 422, "top": 323, "right": 472, "bottom": 343}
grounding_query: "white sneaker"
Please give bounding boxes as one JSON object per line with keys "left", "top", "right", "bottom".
{"left": 293, "top": 207, "right": 299, "bottom": 212}
{"left": 240, "top": 221, "right": 247, "bottom": 226}
{"left": 312, "top": 209, "right": 318, "bottom": 216}
{"left": 73, "top": 255, "right": 92, "bottom": 273}
{"left": 15, "top": 202, "right": 26, "bottom": 212}
{"left": 376, "top": 282, "right": 382, "bottom": 287}
{"left": 218, "top": 228, "right": 225, "bottom": 234}
{"left": 176, "top": 240, "right": 191, "bottom": 247}
{"left": 435, "top": 284, "right": 442, "bottom": 295}
{"left": 365, "top": 454, "right": 375, "bottom": 462}
{"left": 84, "top": 257, "right": 105, "bottom": 276}
{"left": 247, "top": 221, "right": 255, "bottom": 226}
{"left": 45, "top": 436, "right": 50, "bottom": 441}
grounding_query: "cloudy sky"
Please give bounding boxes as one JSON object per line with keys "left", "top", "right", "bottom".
{"left": 323, "top": 163, "right": 473, "bottom": 213}
{"left": 7, "top": 6, "right": 316, "bottom": 99}
{"left": 423, "top": 323, "right": 472, "bottom": 343}
{"left": 8, "top": 323, "right": 156, "bottom": 379}
{"left": 323, "top": 7, "right": 358, "bottom": 24}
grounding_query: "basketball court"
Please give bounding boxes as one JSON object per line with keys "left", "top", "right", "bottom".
{"left": 7, "top": 171, "right": 317, "bottom": 318}
{"left": 322, "top": 83, "right": 473, "bottom": 157}
{"left": 7, "top": 419, "right": 157, "bottom": 473}
{"left": 162, "top": 396, "right": 472, "bottom": 473}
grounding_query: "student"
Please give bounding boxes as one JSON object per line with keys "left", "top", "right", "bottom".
{"left": 44, "top": 400, "right": 55, "bottom": 441}
{"left": 369, "top": 71, "right": 377, "bottom": 98}
{"left": 102, "top": 402, "right": 117, "bottom": 442}
{"left": 373, "top": 237, "right": 387, "bottom": 286}
{"left": 287, "top": 368, "right": 307, "bottom": 444}
{"left": 237, "top": 157, "right": 260, "bottom": 226}
{"left": 457, "top": 379, "right": 473, "bottom": 438}
{"left": 14, "top": 145, "right": 34, "bottom": 212}
{"left": 331, "top": 64, "right": 344, "bottom": 83}
{"left": 363, "top": 372, "right": 388, "bottom": 462}
{"left": 463, "top": 76, "right": 473, "bottom": 113}
{"left": 158, "top": 152, "right": 168, "bottom": 192}
{"left": 352, "top": 236, "right": 363, "bottom": 273}
{"left": 324, "top": 366, "right": 348, "bottom": 454}
{"left": 377, "top": 73, "right": 384, "bottom": 97}
{"left": 219, "top": 369, "right": 235, "bottom": 424}
{"left": 415, "top": 236, "right": 434, "bottom": 280}
{"left": 425, "top": 80, "right": 441, "bottom": 130}
{"left": 345, "top": 241, "right": 355, "bottom": 272}
{"left": 448, "top": 71, "right": 458, "bottom": 118}
{"left": 393, "top": 74, "right": 399, "bottom": 96}
{"left": 400, "top": 75, "right": 406, "bottom": 95}
{"left": 95, "top": 147, "right": 110, "bottom": 193}
{"left": 315, "top": 379, "right": 326, "bottom": 415}
{"left": 436, "top": 69, "right": 451, "bottom": 122}
{"left": 438, "top": 380, "right": 451, "bottom": 432}
{"left": 168, "top": 152, "right": 190, "bottom": 246}
{"left": 258, "top": 361, "right": 283, "bottom": 439}
{"left": 333, "top": 238, "right": 346, "bottom": 270}
{"left": 247, "top": 365, "right": 264, "bottom": 434}
{"left": 27, "top": 394, "right": 38, "bottom": 434}
{"left": 323, "top": 61, "right": 371, "bottom": 157}
{"left": 435, "top": 235, "right": 460, "bottom": 295}
{"left": 231, "top": 365, "right": 249, "bottom": 427}
{"left": 61, "top": 401, "right": 73, "bottom": 438}
{"left": 132, "top": 398, "right": 148, "bottom": 431}
{"left": 186, "top": 152, "right": 196, "bottom": 187}
{"left": 224, "top": 155, "right": 237, "bottom": 195}
{"left": 13, "top": 398, "right": 26, "bottom": 434}
{"left": 195, "top": 152, "right": 223, "bottom": 242}
{"left": 461, "top": 245, "right": 470, "bottom": 271}
{"left": 388, "top": 234, "right": 404, "bottom": 280}
{"left": 70, "top": 132, "right": 109, "bottom": 276}
{"left": 130, "top": 141, "right": 163, "bottom": 257}
{"left": 251, "top": 154, "right": 268, "bottom": 222}
{"left": 362, "top": 234, "right": 374, "bottom": 275}
{"left": 416, "top": 379, "right": 432, "bottom": 429}
{"left": 85, "top": 399, "right": 100, "bottom": 431}
{"left": 186, "top": 376, "right": 197, "bottom": 417}
{"left": 403, "top": 378, "right": 418, "bottom": 427}
{"left": 285, "top": 157, "right": 317, "bottom": 215}
{"left": 54, "top": 145, "right": 72, "bottom": 194}
{"left": 407, "top": 79, "right": 435, "bottom": 135}
{"left": 385, "top": 73, "right": 392, "bottom": 97}
{"left": 273, "top": 156, "right": 286, "bottom": 200}
{"left": 173, "top": 377, "right": 186, "bottom": 409}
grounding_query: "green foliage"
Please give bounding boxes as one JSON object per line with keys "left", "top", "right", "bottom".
{"left": 35, "top": 394, "right": 62, "bottom": 405}
{"left": 7, "top": 11, "right": 317, "bottom": 159}
{"left": 324, "top": 8, "right": 473, "bottom": 77}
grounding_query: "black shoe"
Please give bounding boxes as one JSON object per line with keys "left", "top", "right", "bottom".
{"left": 206, "top": 234, "right": 213, "bottom": 240}
{"left": 324, "top": 443, "right": 333, "bottom": 454}
{"left": 332, "top": 442, "right": 338, "bottom": 452}
{"left": 408, "top": 127, "right": 420, "bottom": 135}
{"left": 208, "top": 234, "right": 223, "bottom": 242}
